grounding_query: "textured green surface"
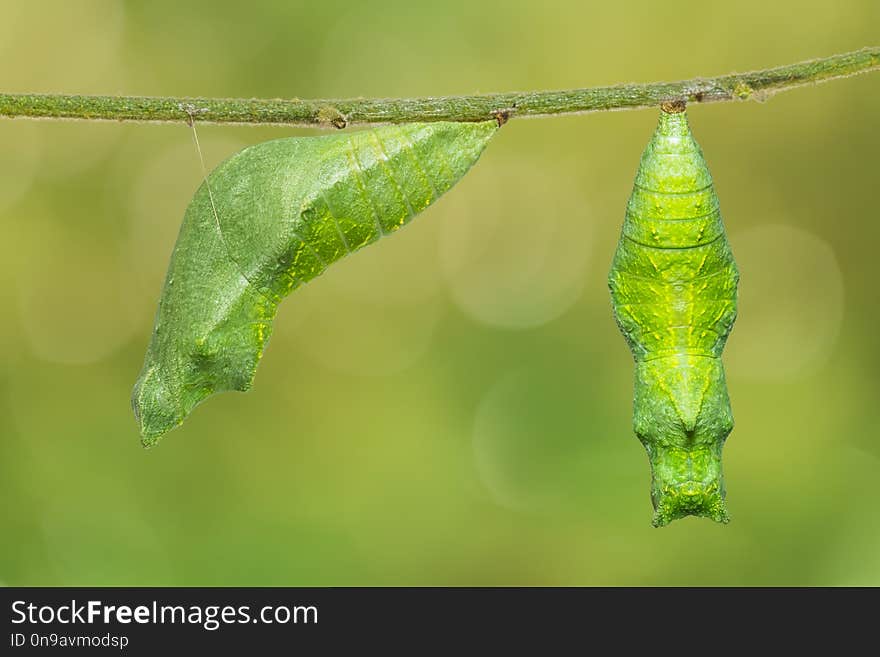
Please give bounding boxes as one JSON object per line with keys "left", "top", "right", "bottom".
{"left": 132, "top": 121, "right": 497, "bottom": 445}
{"left": 2, "top": 48, "right": 878, "bottom": 126}
{"left": 609, "top": 107, "right": 739, "bottom": 527}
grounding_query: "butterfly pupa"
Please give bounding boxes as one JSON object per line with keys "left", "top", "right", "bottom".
{"left": 133, "top": 121, "right": 497, "bottom": 446}
{"left": 608, "top": 102, "right": 739, "bottom": 527}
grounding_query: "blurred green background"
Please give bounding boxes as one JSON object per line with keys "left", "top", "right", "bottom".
{"left": 1, "top": 0, "right": 878, "bottom": 586}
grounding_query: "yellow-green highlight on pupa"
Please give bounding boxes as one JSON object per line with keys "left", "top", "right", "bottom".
{"left": 133, "top": 121, "right": 497, "bottom": 446}
{"left": 608, "top": 102, "right": 739, "bottom": 527}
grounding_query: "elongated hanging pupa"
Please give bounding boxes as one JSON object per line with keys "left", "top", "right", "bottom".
{"left": 133, "top": 121, "right": 497, "bottom": 445}
{"left": 608, "top": 102, "right": 739, "bottom": 526}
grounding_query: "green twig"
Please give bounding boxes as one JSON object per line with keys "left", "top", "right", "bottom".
{"left": 1, "top": 48, "right": 877, "bottom": 129}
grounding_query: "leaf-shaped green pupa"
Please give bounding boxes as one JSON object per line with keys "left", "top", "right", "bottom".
{"left": 133, "top": 121, "right": 497, "bottom": 445}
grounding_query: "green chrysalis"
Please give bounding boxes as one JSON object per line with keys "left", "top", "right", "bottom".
{"left": 133, "top": 121, "right": 497, "bottom": 446}
{"left": 608, "top": 102, "right": 739, "bottom": 527}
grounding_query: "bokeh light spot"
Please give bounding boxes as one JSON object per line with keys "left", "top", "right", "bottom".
{"left": 440, "top": 158, "right": 592, "bottom": 329}
{"left": 726, "top": 223, "right": 844, "bottom": 382}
